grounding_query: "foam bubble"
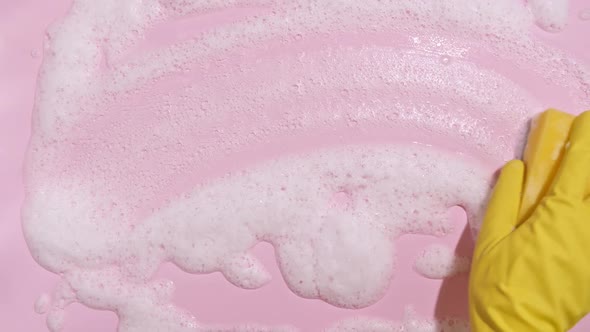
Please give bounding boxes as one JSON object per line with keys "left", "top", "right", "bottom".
{"left": 439, "top": 55, "right": 451, "bottom": 65}
{"left": 528, "top": 0, "right": 569, "bottom": 32}
{"left": 34, "top": 293, "right": 51, "bottom": 314}
{"left": 413, "top": 244, "right": 470, "bottom": 279}
{"left": 46, "top": 308, "right": 65, "bottom": 332}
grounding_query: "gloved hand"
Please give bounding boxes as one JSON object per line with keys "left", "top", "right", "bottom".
{"left": 469, "top": 111, "right": 590, "bottom": 331}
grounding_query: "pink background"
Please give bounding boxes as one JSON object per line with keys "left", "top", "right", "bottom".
{"left": 1, "top": 0, "right": 589, "bottom": 330}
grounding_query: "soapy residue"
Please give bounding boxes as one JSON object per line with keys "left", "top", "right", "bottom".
{"left": 34, "top": 294, "right": 51, "bottom": 315}
{"left": 26, "top": 145, "right": 490, "bottom": 331}
{"left": 413, "top": 245, "right": 470, "bottom": 280}
{"left": 327, "top": 308, "right": 469, "bottom": 332}
{"left": 528, "top": 0, "right": 569, "bottom": 32}
{"left": 23, "top": 0, "right": 589, "bottom": 331}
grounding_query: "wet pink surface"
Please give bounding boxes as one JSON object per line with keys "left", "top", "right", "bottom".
{"left": 1, "top": 0, "right": 590, "bottom": 331}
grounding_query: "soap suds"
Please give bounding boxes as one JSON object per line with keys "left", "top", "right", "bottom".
{"left": 23, "top": 0, "right": 589, "bottom": 330}
{"left": 24, "top": 145, "right": 492, "bottom": 331}
{"left": 413, "top": 244, "right": 470, "bottom": 279}
{"left": 326, "top": 308, "right": 469, "bottom": 332}
{"left": 35, "top": 293, "right": 51, "bottom": 315}
{"left": 46, "top": 309, "right": 65, "bottom": 332}
{"left": 528, "top": 0, "right": 569, "bottom": 32}
{"left": 32, "top": 0, "right": 589, "bottom": 138}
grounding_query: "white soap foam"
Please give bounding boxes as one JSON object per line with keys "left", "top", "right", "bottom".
{"left": 413, "top": 244, "right": 470, "bottom": 279}
{"left": 35, "top": 293, "right": 51, "bottom": 315}
{"left": 32, "top": 0, "right": 589, "bottom": 138}
{"left": 24, "top": 145, "right": 491, "bottom": 330}
{"left": 164, "top": 46, "right": 536, "bottom": 159}
{"left": 159, "top": 0, "right": 275, "bottom": 16}
{"left": 108, "top": 0, "right": 531, "bottom": 87}
{"left": 326, "top": 307, "right": 469, "bottom": 332}
{"left": 35, "top": 0, "right": 164, "bottom": 132}
{"left": 28, "top": 45, "right": 535, "bottom": 203}
{"left": 100, "top": 0, "right": 587, "bottom": 107}
{"left": 46, "top": 308, "right": 65, "bottom": 332}
{"left": 528, "top": 0, "right": 569, "bottom": 32}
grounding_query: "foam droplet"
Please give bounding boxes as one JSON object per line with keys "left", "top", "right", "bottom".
{"left": 413, "top": 244, "right": 470, "bottom": 279}
{"left": 34, "top": 293, "right": 51, "bottom": 314}
{"left": 439, "top": 55, "right": 451, "bottom": 65}
{"left": 46, "top": 308, "right": 65, "bottom": 332}
{"left": 528, "top": 0, "right": 569, "bottom": 32}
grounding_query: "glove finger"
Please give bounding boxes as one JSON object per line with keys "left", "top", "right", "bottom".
{"left": 474, "top": 160, "right": 524, "bottom": 258}
{"left": 549, "top": 111, "right": 590, "bottom": 199}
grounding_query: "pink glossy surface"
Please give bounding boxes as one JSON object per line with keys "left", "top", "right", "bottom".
{"left": 1, "top": 1, "right": 590, "bottom": 331}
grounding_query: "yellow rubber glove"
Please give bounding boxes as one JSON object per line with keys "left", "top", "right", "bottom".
{"left": 470, "top": 111, "right": 590, "bottom": 331}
